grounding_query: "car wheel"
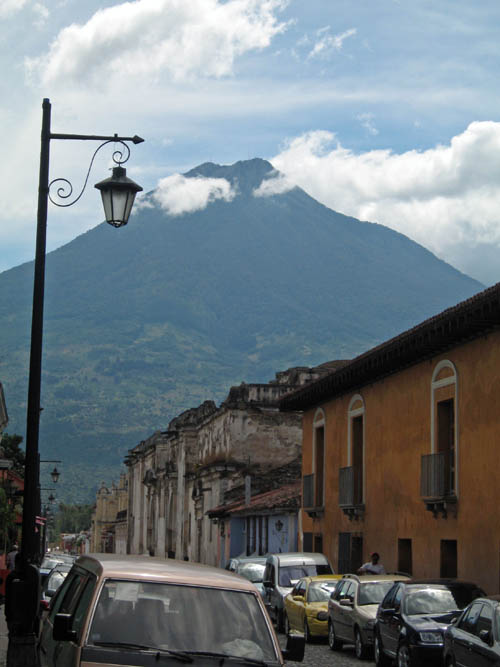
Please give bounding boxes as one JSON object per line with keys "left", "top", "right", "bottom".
{"left": 355, "top": 627, "right": 369, "bottom": 660}
{"left": 374, "top": 633, "right": 391, "bottom": 667}
{"left": 304, "top": 618, "right": 311, "bottom": 643}
{"left": 397, "top": 642, "right": 411, "bottom": 667}
{"left": 284, "top": 613, "right": 290, "bottom": 636}
{"left": 328, "top": 620, "right": 343, "bottom": 651}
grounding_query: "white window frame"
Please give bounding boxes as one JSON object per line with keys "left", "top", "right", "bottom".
{"left": 430, "top": 360, "right": 459, "bottom": 496}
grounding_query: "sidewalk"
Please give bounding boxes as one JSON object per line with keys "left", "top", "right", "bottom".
{"left": 0, "top": 605, "right": 7, "bottom": 666}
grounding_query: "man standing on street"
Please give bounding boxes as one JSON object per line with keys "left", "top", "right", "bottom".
{"left": 358, "top": 552, "right": 386, "bottom": 574}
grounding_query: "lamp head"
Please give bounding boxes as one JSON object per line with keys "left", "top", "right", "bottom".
{"left": 95, "top": 166, "right": 143, "bottom": 228}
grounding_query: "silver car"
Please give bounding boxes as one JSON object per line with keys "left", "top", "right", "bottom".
{"left": 328, "top": 573, "right": 410, "bottom": 659}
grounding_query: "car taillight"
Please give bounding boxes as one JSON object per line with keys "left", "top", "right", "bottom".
{"left": 40, "top": 599, "right": 49, "bottom": 610}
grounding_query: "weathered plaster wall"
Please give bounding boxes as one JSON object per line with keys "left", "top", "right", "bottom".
{"left": 301, "top": 330, "right": 500, "bottom": 594}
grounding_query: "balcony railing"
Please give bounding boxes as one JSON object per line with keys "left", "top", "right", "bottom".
{"left": 421, "top": 451, "right": 455, "bottom": 498}
{"left": 338, "top": 466, "right": 364, "bottom": 519}
{"left": 302, "top": 473, "right": 324, "bottom": 517}
{"left": 303, "top": 473, "right": 315, "bottom": 509}
{"left": 421, "top": 451, "right": 457, "bottom": 518}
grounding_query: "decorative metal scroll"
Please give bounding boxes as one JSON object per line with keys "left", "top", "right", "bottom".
{"left": 48, "top": 139, "right": 131, "bottom": 208}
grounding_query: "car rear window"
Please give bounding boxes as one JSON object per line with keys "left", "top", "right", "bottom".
{"left": 279, "top": 563, "right": 332, "bottom": 587}
{"left": 358, "top": 581, "right": 396, "bottom": 606}
{"left": 237, "top": 563, "right": 265, "bottom": 584}
{"left": 307, "top": 581, "right": 337, "bottom": 602}
{"left": 405, "top": 586, "right": 483, "bottom": 615}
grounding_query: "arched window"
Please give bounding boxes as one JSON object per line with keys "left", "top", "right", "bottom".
{"left": 348, "top": 395, "right": 365, "bottom": 505}
{"left": 313, "top": 409, "right": 326, "bottom": 507}
{"left": 431, "top": 360, "right": 458, "bottom": 496}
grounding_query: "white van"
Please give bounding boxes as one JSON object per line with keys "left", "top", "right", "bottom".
{"left": 263, "top": 552, "right": 334, "bottom": 631}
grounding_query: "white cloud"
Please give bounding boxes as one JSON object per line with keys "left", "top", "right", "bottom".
{"left": 0, "top": 0, "right": 29, "bottom": 18}
{"left": 357, "top": 112, "right": 378, "bottom": 136}
{"left": 152, "top": 173, "right": 236, "bottom": 215}
{"left": 32, "top": 2, "right": 49, "bottom": 28}
{"left": 253, "top": 170, "right": 295, "bottom": 197}
{"left": 308, "top": 26, "right": 356, "bottom": 59}
{"left": 270, "top": 122, "right": 500, "bottom": 271}
{"left": 25, "top": 0, "right": 289, "bottom": 88}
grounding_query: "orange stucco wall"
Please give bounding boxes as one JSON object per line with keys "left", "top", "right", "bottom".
{"left": 300, "top": 329, "right": 500, "bottom": 594}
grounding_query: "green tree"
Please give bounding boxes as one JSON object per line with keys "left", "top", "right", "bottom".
{"left": 0, "top": 433, "right": 25, "bottom": 476}
{"left": 53, "top": 503, "right": 93, "bottom": 535}
{"left": 0, "top": 487, "right": 16, "bottom": 552}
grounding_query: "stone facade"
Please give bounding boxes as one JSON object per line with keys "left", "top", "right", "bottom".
{"left": 125, "top": 364, "right": 336, "bottom": 564}
{"left": 90, "top": 473, "right": 128, "bottom": 553}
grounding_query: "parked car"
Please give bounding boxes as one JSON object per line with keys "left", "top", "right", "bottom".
{"left": 263, "top": 552, "right": 334, "bottom": 631}
{"left": 40, "top": 562, "right": 73, "bottom": 611}
{"left": 39, "top": 553, "right": 305, "bottom": 666}
{"left": 40, "top": 555, "right": 70, "bottom": 586}
{"left": 443, "top": 595, "right": 500, "bottom": 667}
{"left": 328, "top": 573, "right": 410, "bottom": 659}
{"left": 228, "top": 556, "right": 268, "bottom": 597}
{"left": 284, "top": 575, "right": 340, "bottom": 641}
{"left": 374, "top": 579, "right": 485, "bottom": 667}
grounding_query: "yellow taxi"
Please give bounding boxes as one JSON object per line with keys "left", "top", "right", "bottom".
{"left": 284, "top": 574, "right": 341, "bottom": 641}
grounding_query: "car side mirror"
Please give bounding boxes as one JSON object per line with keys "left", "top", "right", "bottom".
{"left": 479, "top": 629, "right": 492, "bottom": 645}
{"left": 339, "top": 598, "right": 353, "bottom": 607}
{"left": 380, "top": 607, "right": 396, "bottom": 616}
{"left": 53, "top": 613, "right": 77, "bottom": 642}
{"left": 282, "top": 631, "right": 305, "bottom": 662}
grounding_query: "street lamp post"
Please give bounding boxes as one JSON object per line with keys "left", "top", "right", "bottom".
{"left": 6, "top": 98, "right": 144, "bottom": 667}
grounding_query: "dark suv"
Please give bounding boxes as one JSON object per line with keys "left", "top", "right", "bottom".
{"left": 374, "top": 579, "right": 485, "bottom": 667}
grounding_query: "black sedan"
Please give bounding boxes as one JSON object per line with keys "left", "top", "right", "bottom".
{"left": 374, "top": 579, "right": 485, "bottom": 667}
{"left": 443, "top": 596, "right": 500, "bottom": 667}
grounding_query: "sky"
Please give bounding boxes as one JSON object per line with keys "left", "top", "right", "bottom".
{"left": 2, "top": 0, "right": 500, "bottom": 285}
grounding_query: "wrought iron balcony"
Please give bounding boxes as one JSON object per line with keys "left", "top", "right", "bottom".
{"left": 302, "top": 473, "right": 324, "bottom": 518}
{"left": 338, "top": 466, "right": 364, "bottom": 520}
{"left": 421, "top": 451, "right": 457, "bottom": 518}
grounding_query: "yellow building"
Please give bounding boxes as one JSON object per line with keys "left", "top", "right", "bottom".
{"left": 280, "top": 282, "right": 500, "bottom": 594}
{"left": 90, "top": 474, "right": 129, "bottom": 553}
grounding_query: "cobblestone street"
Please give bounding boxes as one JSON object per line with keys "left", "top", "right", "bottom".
{"left": 278, "top": 631, "right": 375, "bottom": 667}
{"left": 0, "top": 606, "right": 6, "bottom": 667}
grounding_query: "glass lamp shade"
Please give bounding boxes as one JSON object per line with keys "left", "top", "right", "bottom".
{"left": 51, "top": 467, "right": 60, "bottom": 483}
{"left": 95, "top": 166, "right": 143, "bottom": 228}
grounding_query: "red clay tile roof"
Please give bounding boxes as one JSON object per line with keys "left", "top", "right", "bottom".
{"left": 207, "top": 481, "right": 301, "bottom": 518}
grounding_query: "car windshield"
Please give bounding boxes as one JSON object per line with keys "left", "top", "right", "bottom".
{"left": 307, "top": 581, "right": 337, "bottom": 602}
{"left": 279, "top": 564, "right": 332, "bottom": 587}
{"left": 46, "top": 570, "right": 68, "bottom": 593}
{"left": 405, "top": 587, "right": 480, "bottom": 615}
{"left": 41, "top": 558, "right": 63, "bottom": 571}
{"left": 237, "top": 563, "right": 265, "bottom": 584}
{"left": 88, "top": 579, "right": 278, "bottom": 662}
{"left": 358, "top": 582, "right": 396, "bottom": 606}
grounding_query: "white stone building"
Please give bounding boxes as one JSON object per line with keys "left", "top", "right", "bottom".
{"left": 125, "top": 364, "right": 341, "bottom": 564}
